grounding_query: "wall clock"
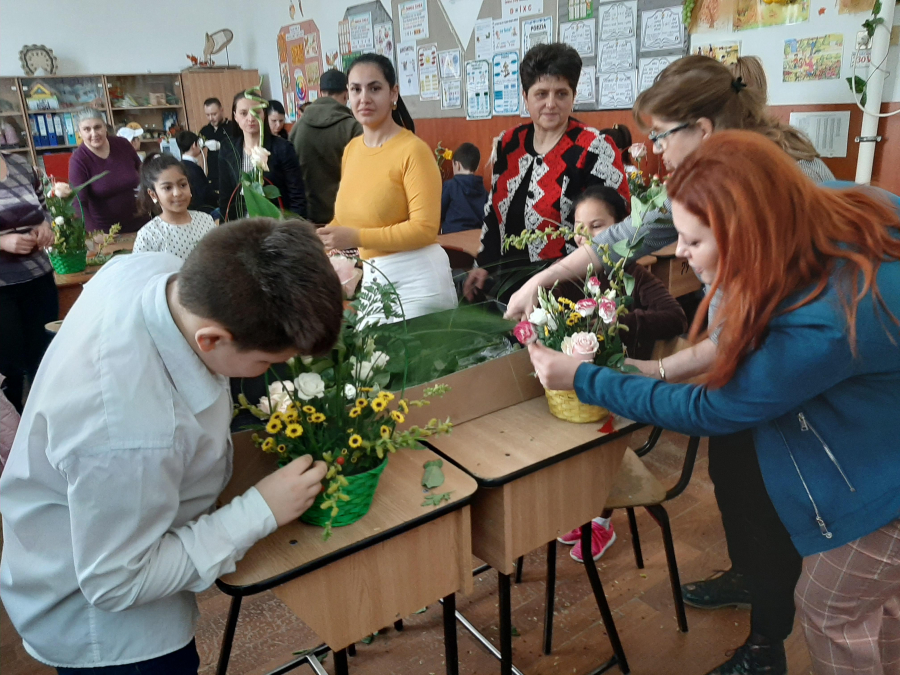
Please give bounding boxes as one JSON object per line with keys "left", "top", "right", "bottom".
{"left": 19, "top": 45, "right": 59, "bottom": 76}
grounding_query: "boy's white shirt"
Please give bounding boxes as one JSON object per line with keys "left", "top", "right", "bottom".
{"left": 0, "top": 253, "right": 277, "bottom": 668}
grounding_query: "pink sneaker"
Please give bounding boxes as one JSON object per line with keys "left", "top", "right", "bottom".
{"left": 570, "top": 522, "right": 617, "bottom": 563}
{"left": 558, "top": 527, "right": 582, "bottom": 545}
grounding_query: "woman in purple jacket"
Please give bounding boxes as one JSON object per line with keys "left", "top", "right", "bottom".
{"left": 68, "top": 110, "right": 143, "bottom": 233}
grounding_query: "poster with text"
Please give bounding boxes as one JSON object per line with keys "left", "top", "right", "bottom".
{"left": 638, "top": 55, "right": 678, "bottom": 91}
{"left": 399, "top": 0, "right": 430, "bottom": 41}
{"left": 575, "top": 65, "right": 597, "bottom": 104}
{"left": 599, "top": 2, "right": 636, "bottom": 41}
{"left": 493, "top": 17, "right": 520, "bottom": 52}
{"left": 598, "top": 71, "right": 635, "bottom": 108}
{"left": 474, "top": 19, "right": 494, "bottom": 61}
{"left": 418, "top": 44, "right": 440, "bottom": 100}
{"left": 466, "top": 60, "right": 492, "bottom": 119}
{"left": 493, "top": 52, "right": 520, "bottom": 115}
{"left": 561, "top": 20, "right": 596, "bottom": 56}
{"left": 783, "top": 34, "right": 843, "bottom": 82}
{"left": 374, "top": 22, "right": 395, "bottom": 63}
{"left": 338, "top": 19, "right": 352, "bottom": 55}
{"left": 441, "top": 79, "right": 463, "bottom": 109}
{"left": 641, "top": 7, "right": 683, "bottom": 52}
{"left": 398, "top": 42, "right": 420, "bottom": 96}
{"left": 522, "top": 16, "right": 554, "bottom": 53}
{"left": 349, "top": 13, "right": 374, "bottom": 52}
{"left": 502, "top": 0, "right": 543, "bottom": 18}
{"left": 439, "top": 49, "right": 462, "bottom": 78}
{"left": 568, "top": 0, "right": 593, "bottom": 20}
{"left": 598, "top": 39, "right": 635, "bottom": 72}
{"left": 692, "top": 41, "right": 740, "bottom": 64}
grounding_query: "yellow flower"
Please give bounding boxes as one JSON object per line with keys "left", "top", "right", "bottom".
{"left": 544, "top": 326, "right": 550, "bottom": 337}
{"left": 569, "top": 311, "right": 581, "bottom": 322}
{"left": 285, "top": 409, "right": 298, "bottom": 423}
{"left": 270, "top": 411, "right": 284, "bottom": 422}
{"left": 443, "top": 149, "right": 453, "bottom": 160}
{"left": 391, "top": 410, "right": 405, "bottom": 424}
{"left": 359, "top": 387, "right": 373, "bottom": 392}
{"left": 309, "top": 412, "right": 326, "bottom": 424}
{"left": 349, "top": 407, "right": 361, "bottom": 418}
{"left": 380, "top": 425, "right": 391, "bottom": 439}
{"left": 398, "top": 399, "right": 409, "bottom": 414}
{"left": 349, "top": 434, "right": 362, "bottom": 448}
{"left": 285, "top": 423, "right": 303, "bottom": 438}
{"left": 566, "top": 316, "right": 577, "bottom": 326}
{"left": 302, "top": 405, "right": 316, "bottom": 414}
{"left": 277, "top": 444, "right": 287, "bottom": 454}
{"left": 371, "top": 398, "right": 386, "bottom": 412}
{"left": 355, "top": 398, "right": 368, "bottom": 408}
{"left": 266, "top": 418, "right": 283, "bottom": 434}
{"left": 378, "top": 391, "right": 396, "bottom": 402}
{"left": 261, "top": 437, "right": 275, "bottom": 452}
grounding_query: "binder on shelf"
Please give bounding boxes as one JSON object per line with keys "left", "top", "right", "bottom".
{"left": 35, "top": 114, "right": 49, "bottom": 147}
{"left": 52, "top": 114, "right": 65, "bottom": 146}
{"left": 62, "top": 113, "right": 77, "bottom": 145}
{"left": 29, "top": 115, "right": 43, "bottom": 147}
{"left": 44, "top": 114, "right": 58, "bottom": 146}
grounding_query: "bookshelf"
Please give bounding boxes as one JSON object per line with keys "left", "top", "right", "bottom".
{"left": 0, "top": 78, "right": 32, "bottom": 161}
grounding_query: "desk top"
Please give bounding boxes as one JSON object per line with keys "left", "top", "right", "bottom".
{"left": 218, "top": 447, "right": 478, "bottom": 595}
{"left": 54, "top": 233, "right": 136, "bottom": 287}
{"left": 437, "top": 229, "right": 481, "bottom": 257}
{"left": 428, "top": 397, "right": 638, "bottom": 486}
{"left": 651, "top": 242, "right": 678, "bottom": 258}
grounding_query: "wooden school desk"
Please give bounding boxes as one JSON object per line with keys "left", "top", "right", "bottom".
{"left": 54, "top": 233, "right": 136, "bottom": 319}
{"left": 648, "top": 242, "right": 702, "bottom": 298}
{"left": 216, "top": 433, "right": 478, "bottom": 675}
{"left": 404, "top": 351, "right": 641, "bottom": 675}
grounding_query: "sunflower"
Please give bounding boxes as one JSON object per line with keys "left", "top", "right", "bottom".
{"left": 355, "top": 398, "right": 369, "bottom": 408}
{"left": 349, "top": 407, "right": 361, "bottom": 418}
{"left": 378, "top": 391, "right": 396, "bottom": 403}
{"left": 285, "top": 423, "right": 303, "bottom": 438}
{"left": 284, "top": 409, "right": 299, "bottom": 423}
{"left": 371, "top": 398, "right": 386, "bottom": 412}
{"left": 266, "top": 418, "right": 283, "bottom": 434}
{"left": 566, "top": 316, "right": 578, "bottom": 327}
{"left": 380, "top": 425, "right": 391, "bottom": 439}
{"left": 309, "top": 412, "right": 326, "bottom": 424}
{"left": 302, "top": 405, "right": 316, "bottom": 414}
{"left": 270, "top": 411, "right": 284, "bottom": 422}
{"left": 349, "top": 434, "right": 362, "bottom": 448}
{"left": 398, "top": 399, "right": 409, "bottom": 414}
{"left": 261, "top": 437, "right": 275, "bottom": 452}
{"left": 277, "top": 444, "right": 287, "bottom": 454}
{"left": 391, "top": 410, "right": 405, "bottom": 424}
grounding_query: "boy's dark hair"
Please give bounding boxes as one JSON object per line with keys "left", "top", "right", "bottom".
{"left": 520, "top": 43, "right": 582, "bottom": 95}
{"left": 572, "top": 185, "right": 628, "bottom": 224}
{"left": 348, "top": 53, "right": 415, "bottom": 133}
{"left": 176, "top": 130, "right": 199, "bottom": 155}
{"left": 453, "top": 143, "right": 480, "bottom": 172}
{"left": 178, "top": 218, "right": 343, "bottom": 355}
{"left": 138, "top": 154, "right": 188, "bottom": 215}
{"left": 203, "top": 97, "right": 222, "bottom": 108}
{"left": 599, "top": 124, "right": 633, "bottom": 165}
{"left": 268, "top": 99, "right": 286, "bottom": 115}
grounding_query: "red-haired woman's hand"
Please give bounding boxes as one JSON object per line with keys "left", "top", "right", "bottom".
{"left": 527, "top": 342, "right": 583, "bottom": 391}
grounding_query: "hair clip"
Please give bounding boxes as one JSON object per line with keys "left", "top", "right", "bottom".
{"left": 731, "top": 77, "right": 747, "bottom": 93}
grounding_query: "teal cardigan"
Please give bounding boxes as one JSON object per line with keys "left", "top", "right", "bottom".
{"left": 575, "top": 186, "right": 900, "bottom": 557}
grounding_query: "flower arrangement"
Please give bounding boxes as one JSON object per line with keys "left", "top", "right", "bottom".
{"left": 434, "top": 141, "right": 453, "bottom": 168}
{"left": 237, "top": 281, "right": 453, "bottom": 538}
{"left": 41, "top": 172, "right": 113, "bottom": 274}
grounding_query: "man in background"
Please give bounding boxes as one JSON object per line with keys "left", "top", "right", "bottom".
{"left": 289, "top": 70, "right": 362, "bottom": 224}
{"left": 199, "top": 98, "right": 237, "bottom": 194}
{"left": 176, "top": 131, "right": 217, "bottom": 215}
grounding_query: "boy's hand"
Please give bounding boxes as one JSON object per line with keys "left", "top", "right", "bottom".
{"left": 255, "top": 455, "right": 328, "bottom": 527}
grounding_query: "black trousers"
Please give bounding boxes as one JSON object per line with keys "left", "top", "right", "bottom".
{"left": 57, "top": 639, "right": 199, "bottom": 675}
{"left": 707, "top": 429, "right": 803, "bottom": 642}
{"left": 0, "top": 272, "right": 59, "bottom": 412}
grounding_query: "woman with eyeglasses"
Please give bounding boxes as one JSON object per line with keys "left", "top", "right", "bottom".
{"left": 506, "top": 55, "right": 836, "bottom": 675}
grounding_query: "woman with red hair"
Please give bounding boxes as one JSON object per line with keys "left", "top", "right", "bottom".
{"left": 528, "top": 131, "right": 900, "bottom": 675}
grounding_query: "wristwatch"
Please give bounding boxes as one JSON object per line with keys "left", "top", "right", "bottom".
{"left": 658, "top": 359, "right": 667, "bottom": 381}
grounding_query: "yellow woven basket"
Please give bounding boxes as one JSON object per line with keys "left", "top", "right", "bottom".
{"left": 545, "top": 388, "right": 609, "bottom": 424}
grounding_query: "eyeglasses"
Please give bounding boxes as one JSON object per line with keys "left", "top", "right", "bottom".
{"left": 648, "top": 123, "right": 691, "bottom": 150}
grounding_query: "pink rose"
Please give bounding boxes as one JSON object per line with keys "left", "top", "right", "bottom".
{"left": 561, "top": 332, "right": 600, "bottom": 362}
{"left": 575, "top": 298, "right": 598, "bottom": 318}
{"left": 53, "top": 182, "right": 72, "bottom": 199}
{"left": 598, "top": 297, "right": 618, "bottom": 324}
{"left": 629, "top": 143, "right": 647, "bottom": 161}
{"left": 587, "top": 276, "right": 602, "bottom": 294}
{"left": 514, "top": 320, "right": 538, "bottom": 345}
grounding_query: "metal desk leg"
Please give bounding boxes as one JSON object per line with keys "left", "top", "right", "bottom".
{"left": 394, "top": 619, "right": 404, "bottom": 631}
{"left": 347, "top": 643, "right": 356, "bottom": 657}
{"left": 543, "top": 540, "right": 557, "bottom": 655}
{"left": 443, "top": 593, "right": 459, "bottom": 675}
{"left": 581, "top": 523, "right": 630, "bottom": 675}
{"left": 514, "top": 556, "right": 524, "bottom": 584}
{"left": 216, "top": 595, "right": 242, "bottom": 675}
{"left": 333, "top": 648, "right": 350, "bottom": 675}
{"left": 499, "top": 572, "right": 513, "bottom": 675}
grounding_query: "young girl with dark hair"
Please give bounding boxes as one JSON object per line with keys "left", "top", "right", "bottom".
{"left": 133, "top": 154, "right": 216, "bottom": 260}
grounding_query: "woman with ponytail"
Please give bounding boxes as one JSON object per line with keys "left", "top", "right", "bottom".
{"left": 317, "top": 53, "right": 456, "bottom": 322}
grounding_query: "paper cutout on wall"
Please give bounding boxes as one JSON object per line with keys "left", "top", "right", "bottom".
{"left": 439, "top": 49, "right": 462, "bottom": 78}
{"left": 502, "top": 0, "right": 543, "bottom": 18}
{"left": 522, "top": 16, "right": 553, "bottom": 53}
{"left": 575, "top": 65, "right": 597, "bottom": 104}
{"left": 641, "top": 7, "right": 684, "bottom": 52}
{"left": 398, "top": 42, "right": 420, "bottom": 95}
{"left": 295, "top": 68, "right": 308, "bottom": 105}
{"left": 561, "top": 20, "right": 595, "bottom": 56}
{"left": 475, "top": 18, "right": 493, "bottom": 61}
{"left": 493, "top": 17, "right": 520, "bottom": 52}
{"left": 598, "top": 71, "right": 635, "bottom": 108}
{"left": 466, "top": 60, "right": 492, "bottom": 119}
{"left": 493, "top": 52, "right": 520, "bottom": 115}
{"left": 338, "top": 19, "right": 352, "bottom": 55}
{"left": 441, "top": 79, "right": 462, "bottom": 108}
{"left": 418, "top": 44, "right": 440, "bottom": 100}
{"left": 278, "top": 20, "right": 323, "bottom": 120}
{"left": 438, "top": 0, "right": 485, "bottom": 51}
{"left": 692, "top": 41, "right": 740, "bottom": 64}
{"left": 399, "top": 0, "right": 430, "bottom": 41}
{"left": 599, "top": 2, "right": 636, "bottom": 41}
{"left": 349, "top": 13, "right": 375, "bottom": 52}
{"left": 598, "top": 39, "right": 635, "bottom": 73}
{"left": 734, "top": 0, "right": 809, "bottom": 31}
{"left": 783, "top": 33, "right": 842, "bottom": 82}
{"left": 374, "top": 22, "right": 395, "bottom": 63}
{"left": 638, "top": 55, "right": 678, "bottom": 91}
{"left": 568, "top": 0, "right": 593, "bottom": 20}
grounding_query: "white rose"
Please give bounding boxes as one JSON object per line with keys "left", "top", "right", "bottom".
{"left": 53, "top": 182, "right": 72, "bottom": 199}
{"left": 349, "top": 356, "right": 375, "bottom": 382}
{"left": 54, "top": 216, "right": 65, "bottom": 225}
{"left": 250, "top": 145, "right": 271, "bottom": 172}
{"left": 301, "top": 354, "right": 315, "bottom": 366}
{"left": 268, "top": 380, "right": 295, "bottom": 396}
{"left": 344, "top": 383, "right": 357, "bottom": 400}
{"left": 258, "top": 392, "right": 292, "bottom": 414}
{"left": 370, "top": 351, "right": 390, "bottom": 369}
{"left": 293, "top": 372, "right": 325, "bottom": 400}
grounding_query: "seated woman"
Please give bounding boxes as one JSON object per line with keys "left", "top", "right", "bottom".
{"left": 528, "top": 131, "right": 900, "bottom": 675}
{"left": 317, "top": 54, "right": 456, "bottom": 323}
{"left": 559, "top": 185, "right": 688, "bottom": 562}
{"left": 218, "top": 92, "right": 306, "bottom": 220}
{"left": 463, "top": 43, "right": 629, "bottom": 302}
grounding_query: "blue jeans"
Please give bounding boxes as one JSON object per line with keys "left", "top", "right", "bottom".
{"left": 56, "top": 640, "right": 199, "bottom": 675}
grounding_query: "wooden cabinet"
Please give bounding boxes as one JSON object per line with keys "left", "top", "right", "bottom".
{"left": 180, "top": 68, "right": 260, "bottom": 132}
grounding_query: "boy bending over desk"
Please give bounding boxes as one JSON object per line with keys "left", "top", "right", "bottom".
{"left": 0, "top": 218, "right": 343, "bottom": 674}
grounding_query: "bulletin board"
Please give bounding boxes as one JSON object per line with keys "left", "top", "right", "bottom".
{"left": 277, "top": 20, "right": 325, "bottom": 121}
{"left": 340, "top": 1, "right": 396, "bottom": 72}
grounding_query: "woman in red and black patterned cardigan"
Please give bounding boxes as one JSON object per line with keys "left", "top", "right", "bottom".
{"left": 463, "top": 43, "right": 629, "bottom": 302}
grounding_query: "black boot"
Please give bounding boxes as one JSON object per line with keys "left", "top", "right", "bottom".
{"left": 682, "top": 569, "right": 752, "bottom": 610}
{"left": 707, "top": 635, "right": 787, "bottom": 675}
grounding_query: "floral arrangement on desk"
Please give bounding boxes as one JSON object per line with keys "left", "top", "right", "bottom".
{"left": 237, "top": 281, "right": 452, "bottom": 539}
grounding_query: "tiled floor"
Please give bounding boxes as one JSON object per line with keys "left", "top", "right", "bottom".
{"left": 1, "top": 429, "right": 813, "bottom": 674}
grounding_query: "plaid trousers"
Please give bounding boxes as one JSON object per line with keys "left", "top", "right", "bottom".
{"left": 795, "top": 518, "right": 900, "bottom": 675}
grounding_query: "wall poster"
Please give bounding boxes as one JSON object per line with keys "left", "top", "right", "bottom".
{"left": 493, "top": 52, "right": 520, "bottom": 115}
{"left": 466, "top": 59, "right": 492, "bottom": 119}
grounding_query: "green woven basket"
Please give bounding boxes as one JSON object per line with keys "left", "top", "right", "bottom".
{"left": 48, "top": 249, "right": 87, "bottom": 275}
{"left": 300, "top": 456, "right": 389, "bottom": 528}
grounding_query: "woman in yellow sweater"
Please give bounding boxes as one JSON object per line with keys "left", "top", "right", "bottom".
{"left": 317, "top": 54, "right": 457, "bottom": 322}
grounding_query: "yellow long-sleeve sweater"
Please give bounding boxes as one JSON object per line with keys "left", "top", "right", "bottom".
{"left": 332, "top": 129, "right": 442, "bottom": 260}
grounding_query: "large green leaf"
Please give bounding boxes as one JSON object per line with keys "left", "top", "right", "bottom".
{"left": 242, "top": 181, "right": 284, "bottom": 219}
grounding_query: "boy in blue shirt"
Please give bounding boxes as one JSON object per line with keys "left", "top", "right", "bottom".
{"left": 440, "top": 143, "right": 488, "bottom": 234}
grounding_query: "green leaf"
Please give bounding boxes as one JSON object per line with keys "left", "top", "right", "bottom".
{"left": 422, "top": 459, "right": 445, "bottom": 489}
{"left": 611, "top": 238, "right": 631, "bottom": 258}
{"left": 361, "top": 631, "right": 378, "bottom": 644}
{"left": 414, "top": 607, "right": 428, "bottom": 614}
{"left": 263, "top": 184, "right": 282, "bottom": 200}
{"left": 623, "top": 272, "right": 635, "bottom": 296}
{"left": 621, "top": 364, "right": 641, "bottom": 373}
{"left": 606, "top": 353, "right": 625, "bottom": 368}
{"left": 421, "top": 491, "right": 453, "bottom": 507}
{"left": 243, "top": 183, "right": 284, "bottom": 219}
{"left": 511, "top": 626, "right": 521, "bottom": 637}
